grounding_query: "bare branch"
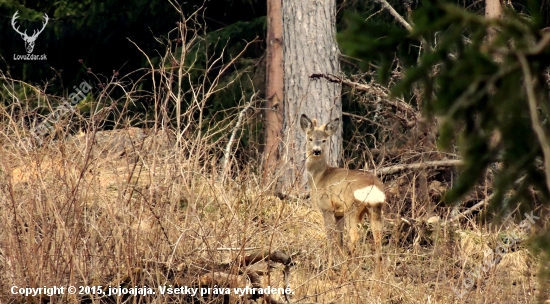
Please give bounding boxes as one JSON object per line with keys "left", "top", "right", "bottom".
{"left": 518, "top": 53, "right": 550, "bottom": 195}
{"left": 342, "top": 112, "right": 387, "bottom": 129}
{"left": 443, "top": 194, "right": 494, "bottom": 225}
{"left": 310, "top": 73, "right": 390, "bottom": 98}
{"left": 375, "top": 0, "right": 413, "bottom": 31}
{"left": 220, "top": 92, "right": 258, "bottom": 183}
{"left": 526, "top": 32, "right": 550, "bottom": 55}
{"left": 375, "top": 159, "right": 463, "bottom": 175}
{"left": 310, "top": 73, "right": 418, "bottom": 127}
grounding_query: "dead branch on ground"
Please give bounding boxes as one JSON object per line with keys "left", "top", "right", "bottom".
{"left": 375, "top": 159, "right": 463, "bottom": 175}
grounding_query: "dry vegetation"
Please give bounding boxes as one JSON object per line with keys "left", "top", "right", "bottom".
{"left": 1, "top": 101, "right": 547, "bottom": 304}
{"left": 1, "top": 10, "right": 549, "bottom": 304}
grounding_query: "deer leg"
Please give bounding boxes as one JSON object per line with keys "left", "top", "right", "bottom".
{"left": 321, "top": 210, "right": 339, "bottom": 248}
{"left": 349, "top": 205, "right": 369, "bottom": 254}
{"left": 368, "top": 204, "right": 383, "bottom": 278}
{"left": 335, "top": 214, "right": 345, "bottom": 249}
{"left": 348, "top": 215, "right": 359, "bottom": 254}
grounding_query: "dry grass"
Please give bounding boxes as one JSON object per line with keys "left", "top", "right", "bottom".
{"left": 0, "top": 113, "right": 544, "bottom": 303}
{"left": 0, "top": 7, "right": 546, "bottom": 303}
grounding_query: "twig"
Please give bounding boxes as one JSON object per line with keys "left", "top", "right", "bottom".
{"left": 310, "top": 73, "right": 418, "bottom": 127}
{"left": 375, "top": 159, "right": 463, "bottom": 175}
{"left": 443, "top": 194, "right": 494, "bottom": 225}
{"left": 525, "top": 32, "right": 550, "bottom": 55}
{"left": 342, "top": 112, "right": 387, "bottom": 129}
{"left": 384, "top": 110, "right": 416, "bottom": 129}
{"left": 276, "top": 191, "right": 310, "bottom": 201}
{"left": 375, "top": 0, "right": 434, "bottom": 55}
{"left": 220, "top": 92, "right": 258, "bottom": 183}
{"left": 375, "top": 0, "right": 413, "bottom": 31}
{"left": 310, "top": 73, "right": 390, "bottom": 98}
{"left": 211, "top": 247, "right": 261, "bottom": 251}
{"left": 518, "top": 53, "right": 550, "bottom": 196}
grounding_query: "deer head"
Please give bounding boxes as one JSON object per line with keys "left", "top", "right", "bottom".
{"left": 12, "top": 11, "right": 49, "bottom": 54}
{"left": 300, "top": 114, "right": 339, "bottom": 159}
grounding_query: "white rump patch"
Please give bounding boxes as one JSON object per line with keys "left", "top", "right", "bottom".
{"left": 353, "top": 186, "right": 385, "bottom": 205}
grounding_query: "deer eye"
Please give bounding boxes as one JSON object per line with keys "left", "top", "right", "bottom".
{"left": 308, "top": 138, "right": 313, "bottom": 142}
{"left": 322, "top": 139, "right": 327, "bottom": 143}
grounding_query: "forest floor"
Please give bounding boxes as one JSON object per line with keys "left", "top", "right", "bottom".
{"left": 0, "top": 127, "right": 547, "bottom": 304}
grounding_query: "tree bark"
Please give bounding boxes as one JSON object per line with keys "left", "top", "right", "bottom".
{"left": 263, "top": 0, "right": 284, "bottom": 189}
{"left": 485, "top": 0, "right": 503, "bottom": 158}
{"left": 485, "top": 0, "right": 502, "bottom": 48}
{"left": 485, "top": 0, "right": 502, "bottom": 20}
{"left": 280, "top": 0, "right": 342, "bottom": 192}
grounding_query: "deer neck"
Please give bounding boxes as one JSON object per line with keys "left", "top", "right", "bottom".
{"left": 305, "top": 156, "right": 330, "bottom": 186}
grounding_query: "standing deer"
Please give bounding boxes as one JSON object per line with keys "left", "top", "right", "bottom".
{"left": 300, "top": 114, "right": 385, "bottom": 276}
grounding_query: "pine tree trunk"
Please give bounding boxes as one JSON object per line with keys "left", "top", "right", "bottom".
{"left": 280, "top": 0, "right": 342, "bottom": 193}
{"left": 485, "top": 0, "right": 502, "bottom": 45}
{"left": 263, "top": 0, "right": 284, "bottom": 189}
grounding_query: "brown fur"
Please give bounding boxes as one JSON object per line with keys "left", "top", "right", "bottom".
{"left": 300, "top": 114, "right": 385, "bottom": 278}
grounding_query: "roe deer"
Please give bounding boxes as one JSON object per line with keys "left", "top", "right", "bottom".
{"left": 300, "top": 114, "right": 385, "bottom": 277}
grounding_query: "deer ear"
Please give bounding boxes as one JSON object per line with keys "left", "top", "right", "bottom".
{"left": 300, "top": 114, "right": 313, "bottom": 132}
{"left": 325, "top": 118, "right": 340, "bottom": 135}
